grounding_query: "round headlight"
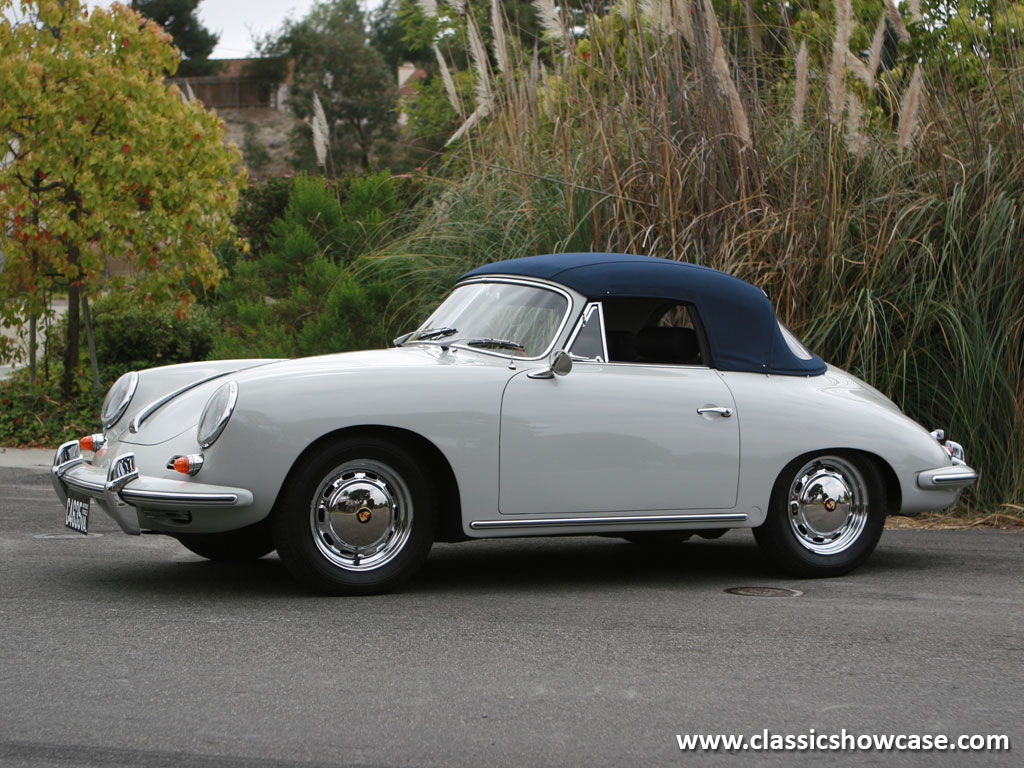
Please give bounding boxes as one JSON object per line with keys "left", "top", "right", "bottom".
{"left": 101, "top": 371, "right": 139, "bottom": 429}
{"left": 197, "top": 381, "right": 238, "bottom": 449}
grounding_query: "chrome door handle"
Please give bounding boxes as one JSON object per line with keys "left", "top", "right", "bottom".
{"left": 697, "top": 406, "right": 733, "bottom": 417}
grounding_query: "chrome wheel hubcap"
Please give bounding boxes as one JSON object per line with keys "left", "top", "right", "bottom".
{"left": 310, "top": 460, "right": 413, "bottom": 571}
{"left": 787, "top": 456, "right": 868, "bottom": 555}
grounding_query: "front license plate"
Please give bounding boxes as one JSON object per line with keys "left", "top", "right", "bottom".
{"left": 65, "top": 491, "right": 90, "bottom": 535}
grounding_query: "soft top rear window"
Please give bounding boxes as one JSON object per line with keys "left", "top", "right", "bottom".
{"left": 779, "top": 322, "right": 814, "bottom": 360}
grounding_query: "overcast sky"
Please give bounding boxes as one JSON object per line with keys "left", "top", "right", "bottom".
{"left": 195, "top": 1, "right": 317, "bottom": 58}
{"left": 93, "top": 1, "right": 383, "bottom": 60}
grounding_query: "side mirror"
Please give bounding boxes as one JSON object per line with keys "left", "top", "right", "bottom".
{"left": 551, "top": 350, "right": 573, "bottom": 376}
{"left": 527, "top": 349, "right": 573, "bottom": 379}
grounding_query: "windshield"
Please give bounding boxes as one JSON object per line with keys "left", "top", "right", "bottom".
{"left": 411, "top": 282, "right": 569, "bottom": 358}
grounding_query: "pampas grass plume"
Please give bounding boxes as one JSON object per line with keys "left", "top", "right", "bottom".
{"left": 827, "top": 0, "right": 852, "bottom": 124}
{"left": 844, "top": 91, "right": 865, "bottom": 155}
{"left": 897, "top": 64, "right": 924, "bottom": 154}
{"left": 466, "top": 17, "right": 494, "bottom": 111}
{"left": 641, "top": 0, "right": 673, "bottom": 33}
{"left": 673, "top": 0, "right": 693, "bottom": 45}
{"left": 533, "top": 0, "right": 564, "bottom": 41}
{"left": 793, "top": 40, "right": 808, "bottom": 129}
{"left": 434, "top": 44, "right": 462, "bottom": 116}
{"left": 491, "top": 0, "right": 510, "bottom": 74}
{"left": 703, "top": 0, "right": 751, "bottom": 145}
{"left": 867, "top": 15, "right": 886, "bottom": 89}
{"left": 885, "top": 0, "right": 911, "bottom": 43}
{"left": 312, "top": 92, "right": 328, "bottom": 168}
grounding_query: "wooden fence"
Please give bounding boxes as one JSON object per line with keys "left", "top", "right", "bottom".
{"left": 169, "top": 76, "right": 274, "bottom": 109}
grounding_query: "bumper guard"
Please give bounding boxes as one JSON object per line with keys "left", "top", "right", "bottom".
{"left": 51, "top": 440, "right": 254, "bottom": 535}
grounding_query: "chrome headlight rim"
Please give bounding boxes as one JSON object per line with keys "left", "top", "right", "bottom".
{"left": 197, "top": 381, "right": 238, "bottom": 449}
{"left": 101, "top": 371, "right": 139, "bottom": 430}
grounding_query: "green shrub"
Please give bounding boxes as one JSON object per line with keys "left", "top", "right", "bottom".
{"left": 214, "top": 171, "right": 413, "bottom": 359}
{"left": 0, "top": 366, "right": 103, "bottom": 448}
{"left": 234, "top": 175, "right": 294, "bottom": 256}
{"left": 48, "top": 291, "right": 217, "bottom": 380}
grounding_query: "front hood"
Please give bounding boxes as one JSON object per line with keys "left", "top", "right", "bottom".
{"left": 118, "top": 346, "right": 491, "bottom": 446}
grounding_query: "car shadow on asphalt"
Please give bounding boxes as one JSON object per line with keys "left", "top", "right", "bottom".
{"left": 413, "top": 535, "right": 945, "bottom": 593}
{"left": 59, "top": 531, "right": 947, "bottom": 599}
{"left": 416, "top": 536, "right": 770, "bottom": 592}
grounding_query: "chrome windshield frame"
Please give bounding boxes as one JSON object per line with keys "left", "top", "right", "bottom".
{"left": 406, "top": 276, "right": 576, "bottom": 362}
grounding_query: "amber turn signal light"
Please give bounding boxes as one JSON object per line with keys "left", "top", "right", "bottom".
{"left": 79, "top": 434, "right": 105, "bottom": 451}
{"left": 169, "top": 453, "right": 204, "bottom": 476}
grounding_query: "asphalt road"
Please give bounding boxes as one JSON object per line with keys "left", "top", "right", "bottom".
{"left": 1, "top": 480, "right": 1021, "bottom": 767}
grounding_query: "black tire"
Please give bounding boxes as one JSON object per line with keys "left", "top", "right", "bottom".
{"left": 271, "top": 437, "right": 437, "bottom": 595}
{"left": 176, "top": 520, "right": 275, "bottom": 562}
{"left": 621, "top": 532, "right": 692, "bottom": 546}
{"left": 754, "top": 452, "right": 886, "bottom": 578}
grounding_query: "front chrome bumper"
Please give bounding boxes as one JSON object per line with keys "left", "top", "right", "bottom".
{"left": 51, "top": 441, "right": 254, "bottom": 535}
{"left": 917, "top": 431, "right": 978, "bottom": 491}
{"left": 917, "top": 465, "right": 979, "bottom": 489}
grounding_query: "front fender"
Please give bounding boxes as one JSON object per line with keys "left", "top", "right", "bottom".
{"left": 105, "top": 359, "right": 282, "bottom": 444}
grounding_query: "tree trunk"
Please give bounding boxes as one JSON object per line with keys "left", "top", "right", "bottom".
{"left": 61, "top": 247, "right": 81, "bottom": 400}
{"left": 28, "top": 314, "right": 37, "bottom": 389}
{"left": 81, "top": 292, "right": 101, "bottom": 388}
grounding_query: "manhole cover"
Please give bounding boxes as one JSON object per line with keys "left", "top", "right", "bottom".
{"left": 34, "top": 533, "right": 103, "bottom": 540}
{"left": 725, "top": 586, "right": 802, "bottom": 598}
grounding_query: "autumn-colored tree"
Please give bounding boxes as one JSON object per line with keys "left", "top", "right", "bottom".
{"left": 0, "top": 0, "right": 245, "bottom": 396}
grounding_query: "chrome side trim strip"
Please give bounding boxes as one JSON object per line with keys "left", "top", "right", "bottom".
{"left": 120, "top": 489, "right": 238, "bottom": 506}
{"left": 130, "top": 371, "right": 236, "bottom": 433}
{"left": 469, "top": 513, "right": 748, "bottom": 530}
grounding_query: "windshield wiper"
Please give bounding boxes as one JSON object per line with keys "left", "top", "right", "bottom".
{"left": 398, "top": 326, "right": 459, "bottom": 345}
{"left": 461, "top": 338, "right": 526, "bottom": 353}
{"left": 416, "top": 326, "right": 458, "bottom": 340}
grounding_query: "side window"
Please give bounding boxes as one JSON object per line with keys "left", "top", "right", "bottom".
{"left": 568, "top": 303, "right": 607, "bottom": 362}
{"left": 602, "top": 299, "right": 705, "bottom": 366}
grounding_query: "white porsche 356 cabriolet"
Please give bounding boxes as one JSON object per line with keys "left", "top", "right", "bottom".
{"left": 52, "top": 253, "right": 977, "bottom": 594}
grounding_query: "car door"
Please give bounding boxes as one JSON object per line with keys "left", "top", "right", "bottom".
{"left": 498, "top": 301, "right": 740, "bottom": 515}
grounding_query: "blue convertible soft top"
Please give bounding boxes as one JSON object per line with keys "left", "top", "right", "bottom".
{"left": 461, "top": 253, "right": 827, "bottom": 376}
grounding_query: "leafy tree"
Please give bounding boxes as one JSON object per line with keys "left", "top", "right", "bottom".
{"left": 138, "top": 0, "right": 221, "bottom": 76}
{"left": 259, "top": 0, "right": 397, "bottom": 173}
{"left": 0, "top": 0, "right": 245, "bottom": 397}
{"left": 369, "top": 0, "right": 432, "bottom": 71}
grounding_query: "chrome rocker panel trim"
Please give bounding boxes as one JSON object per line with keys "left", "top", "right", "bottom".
{"left": 469, "top": 512, "right": 749, "bottom": 530}
{"left": 917, "top": 466, "right": 979, "bottom": 489}
{"left": 51, "top": 446, "right": 254, "bottom": 535}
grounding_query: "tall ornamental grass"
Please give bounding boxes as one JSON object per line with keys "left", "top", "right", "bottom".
{"left": 374, "top": 1, "right": 1023, "bottom": 514}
